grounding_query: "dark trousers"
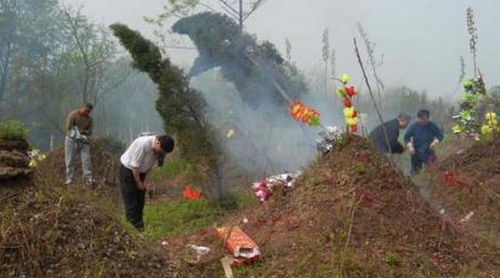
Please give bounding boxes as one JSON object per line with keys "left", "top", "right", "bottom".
{"left": 119, "top": 165, "right": 146, "bottom": 231}
{"left": 410, "top": 152, "right": 437, "bottom": 176}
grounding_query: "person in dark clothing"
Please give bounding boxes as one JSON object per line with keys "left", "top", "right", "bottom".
{"left": 119, "top": 134, "right": 174, "bottom": 231}
{"left": 404, "top": 109, "right": 444, "bottom": 175}
{"left": 369, "top": 113, "right": 411, "bottom": 154}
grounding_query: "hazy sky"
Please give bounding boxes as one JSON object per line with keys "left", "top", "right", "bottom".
{"left": 61, "top": 0, "right": 500, "bottom": 99}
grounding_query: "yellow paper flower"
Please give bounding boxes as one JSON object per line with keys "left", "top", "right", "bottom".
{"left": 343, "top": 107, "right": 354, "bottom": 118}
{"left": 481, "top": 125, "right": 493, "bottom": 135}
{"left": 227, "top": 129, "right": 236, "bottom": 138}
{"left": 341, "top": 73, "right": 351, "bottom": 84}
{"left": 346, "top": 117, "right": 359, "bottom": 126}
{"left": 485, "top": 112, "right": 497, "bottom": 122}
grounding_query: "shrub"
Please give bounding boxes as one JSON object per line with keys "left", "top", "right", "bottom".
{"left": 0, "top": 120, "right": 29, "bottom": 141}
{"left": 93, "top": 136, "right": 126, "bottom": 156}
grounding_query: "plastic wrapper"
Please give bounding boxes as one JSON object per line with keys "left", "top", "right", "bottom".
{"left": 251, "top": 171, "right": 301, "bottom": 202}
{"left": 316, "top": 126, "right": 343, "bottom": 155}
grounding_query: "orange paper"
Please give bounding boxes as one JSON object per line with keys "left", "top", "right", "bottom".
{"left": 216, "top": 226, "right": 261, "bottom": 266}
{"left": 183, "top": 186, "right": 203, "bottom": 200}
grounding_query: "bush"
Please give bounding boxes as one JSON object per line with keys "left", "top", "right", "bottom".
{"left": 93, "top": 136, "right": 126, "bottom": 156}
{"left": 0, "top": 120, "right": 29, "bottom": 141}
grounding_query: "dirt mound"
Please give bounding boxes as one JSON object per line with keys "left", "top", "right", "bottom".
{"left": 174, "top": 136, "right": 496, "bottom": 277}
{"left": 0, "top": 139, "right": 181, "bottom": 277}
{"left": 0, "top": 139, "right": 33, "bottom": 189}
{"left": 37, "top": 141, "right": 120, "bottom": 187}
{"left": 419, "top": 136, "right": 500, "bottom": 239}
{"left": 0, "top": 182, "right": 178, "bottom": 277}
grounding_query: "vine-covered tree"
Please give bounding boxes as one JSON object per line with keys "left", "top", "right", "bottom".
{"left": 172, "top": 12, "right": 307, "bottom": 109}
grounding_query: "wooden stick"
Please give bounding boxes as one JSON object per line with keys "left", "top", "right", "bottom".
{"left": 353, "top": 38, "right": 395, "bottom": 166}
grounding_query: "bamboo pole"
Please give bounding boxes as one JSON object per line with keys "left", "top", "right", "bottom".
{"left": 353, "top": 38, "right": 395, "bottom": 166}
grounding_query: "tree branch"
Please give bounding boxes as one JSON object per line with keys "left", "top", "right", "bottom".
{"left": 353, "top": 38, "right": 394, "bottom": 165}
{"left": 218, "top": 0, "right": 239, "bottom": 16}
{"left": 243, "top": 0, "right": 266, "bottom": 21}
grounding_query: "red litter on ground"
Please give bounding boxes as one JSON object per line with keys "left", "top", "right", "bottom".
{"left": 443, "top": 171, "right": 469, "bottom": 187}
{"left": 183, "top": 185, "right": 203, "bottom": 200}
{"left": 216, "top": 226, "right": 261, "bottom": 266}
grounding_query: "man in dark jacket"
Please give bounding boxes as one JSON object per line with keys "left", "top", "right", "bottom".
{"left": 369, "top": 113, "right": 411, "bottom": 154}
{"left": 404, "top": 109, "right": 444, "bottom": 175}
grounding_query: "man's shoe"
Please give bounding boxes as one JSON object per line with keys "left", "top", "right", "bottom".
{"left": 85, "top": 179, "right": 97, "bottom": 190}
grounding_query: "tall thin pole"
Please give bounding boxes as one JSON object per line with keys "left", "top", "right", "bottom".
{"left": 239, "top": 0, "right": 243, "bottom": 31}
{"left": 353, "top": 38, "right": 394, "bottom": 166}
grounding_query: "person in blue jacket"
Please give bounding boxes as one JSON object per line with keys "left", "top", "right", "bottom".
{"left": 404, "top": 109, "right": 444, "bottom": 175}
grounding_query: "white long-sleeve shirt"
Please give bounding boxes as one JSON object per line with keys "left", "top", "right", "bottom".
{"left": 120, "top": 136, "right": 157, "bottom": 173}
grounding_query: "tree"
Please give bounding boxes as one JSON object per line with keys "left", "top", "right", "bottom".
{"left": 110, "top": 23, "right": 224, "bottom": 199}
{"left": 357, "top": 22, "right": 385, "bottom": 107}
{"left": 0, "top": 0, "right": 135, "bottom": 150}
{"left": 148, "top": 0, "right": 268, "bottom": 33}
{"left": 62, "top": 7, "right": 117, "bottom": 104}
{"left": 172, "top": 12, "right": 306, "bottom": 108}
{"left": 0, "top": 0, "right": 59, "bottom": 114}
{"left": 215, "top": 0, "right": 266, "bottom": 31}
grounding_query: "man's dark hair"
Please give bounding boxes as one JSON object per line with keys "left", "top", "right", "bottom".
{"left": 398, "top": 113, "right": 411, "bottom": 121}
{"left": 158, "top": 135, "right": 174, "bottom": 153}
{"left": 417, "top": 109, "right": 430, "bottom": 119}
{"left": 85, "top": 103, "right": 93, "bottom": 110}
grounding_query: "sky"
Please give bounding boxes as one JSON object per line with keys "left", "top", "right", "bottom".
{"left": 60, "top": 0, "right": 500, "bottom": 99}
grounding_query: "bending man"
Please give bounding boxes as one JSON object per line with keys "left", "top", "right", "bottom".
{"left": 119, "top": 134, "right": 174, "bottom": 231}
{"left": 369, "top": 113, "right": 411, "bottom": 154}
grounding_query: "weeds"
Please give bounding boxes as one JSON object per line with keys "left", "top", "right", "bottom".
{"left": 384, "top": 251, "right": 399, "bottom": 266}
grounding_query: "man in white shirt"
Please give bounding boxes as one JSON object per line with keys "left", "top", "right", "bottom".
{"left": 120, "top": 134, "right": 174, "bottom": 231}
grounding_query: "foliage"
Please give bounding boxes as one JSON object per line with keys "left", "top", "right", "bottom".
{"left": 487, "top": 85, "right": 500, "bottom": 114}
{"left": 451, "top": 77, "right": 487, "bottom": 138}
{"left": 0, "top": 0, "right": 140, "bottom": 150}
{"left": 172, "top": 12, "right": 307, "bottom": 108}
{"left": 92, "top": 136, "right": 126, "bottom": 156}
{"left": 0, "top": 120, "right": 29, "bottom": 141}
{"left": 110, "top": 23, "right": 221, "bottom": 195}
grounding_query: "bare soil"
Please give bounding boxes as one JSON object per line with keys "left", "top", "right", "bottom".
{"left": 170, "top": 136, "right": 497, "bottom": 277}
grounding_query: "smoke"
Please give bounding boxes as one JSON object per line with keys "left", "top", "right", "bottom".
{"left": 189, "top": 65, "right": 347, "bottom": 177}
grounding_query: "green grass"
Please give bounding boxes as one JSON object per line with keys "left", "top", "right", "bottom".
{"left": 143, "top": 199, "right": 222, "bottom": 239}
{"left": 149, "top": 158, "right": 198, "bottom": 183}
{"left": 0, "top": 120, "right": 29, "bottom": 141}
